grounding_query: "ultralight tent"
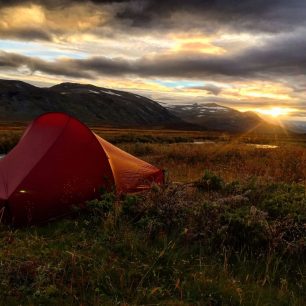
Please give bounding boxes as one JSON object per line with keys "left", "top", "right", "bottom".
{"left": 0, "top": 113, "right": 163, "bottom": 225}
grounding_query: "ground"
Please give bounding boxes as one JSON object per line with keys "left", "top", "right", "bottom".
{"left": 0, "top": 127, "right": 306, "bottom": 305}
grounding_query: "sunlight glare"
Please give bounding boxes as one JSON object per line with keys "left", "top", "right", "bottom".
{"left": 255, "top": 107, "right": 294, "bottom": 118}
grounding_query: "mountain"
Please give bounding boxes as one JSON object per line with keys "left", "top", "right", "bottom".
{"left": 283, "top": 120, "right": 306, "bottom": 133}
{"left": 0, "top": 79, "right": 286, "bottom": 133}
{"left": 0, "top": 79, "right": 182, "bottom": 127}
{"left": 163, "top": 102, "right": 282, "bottom": 133}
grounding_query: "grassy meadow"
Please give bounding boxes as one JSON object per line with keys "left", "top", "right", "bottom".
{"left": 1, "top": 126, "right": 306, "bottom": 305}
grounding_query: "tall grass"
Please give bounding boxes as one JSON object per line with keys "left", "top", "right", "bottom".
{"left": 121, "top": 142, "right": 306, "bottom": 183}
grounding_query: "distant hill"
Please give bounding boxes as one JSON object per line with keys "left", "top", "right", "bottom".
{"left": 284, "top": 120, "right": 306, "bottom": 133}
{"left": 0, "top": 80, "right": 183, "bottom": 127}
{"left": 163, "top": 102, "right": 283, "bottom": 133}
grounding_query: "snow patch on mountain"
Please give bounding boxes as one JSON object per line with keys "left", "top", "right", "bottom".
{"left": 100, "top": 90, "right": 121, "bottom": 97}
{"left": 89, "top": 90, "right": 100, "bottom": 94}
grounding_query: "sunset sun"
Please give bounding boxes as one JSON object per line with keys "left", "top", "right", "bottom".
{"left": 255, "top": 107, "right": 293, "bottom": 118}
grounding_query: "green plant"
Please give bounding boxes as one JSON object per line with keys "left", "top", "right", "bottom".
{"left": 196, "top": 170, "right": 225, "bottom": 191}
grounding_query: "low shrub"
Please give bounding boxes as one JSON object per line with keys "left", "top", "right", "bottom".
{"left": 195, "top": 170, "right": 225, "bottom": 191}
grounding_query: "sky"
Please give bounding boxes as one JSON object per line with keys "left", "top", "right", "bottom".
{"left": 0, "top": 0, "right": 305, "bottom": 121}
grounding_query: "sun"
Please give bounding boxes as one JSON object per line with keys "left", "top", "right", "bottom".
{"left": 255, "top": 107, "right": 293, "bottom": 118}
{"left": 266, "top": 107, "right": 285, "bottom": 117}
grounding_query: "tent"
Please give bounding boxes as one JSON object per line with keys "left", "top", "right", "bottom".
{"left": 0, "top": 113, "right": 163, "bottom": 225}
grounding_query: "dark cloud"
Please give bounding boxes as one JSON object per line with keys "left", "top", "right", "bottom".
{"left": 0, "top": 0, "right": 127, "bottom": 8}
{"left": 71, "top": 33, "right": 306, "bottom": 80}
{"left": 116, "top": 0, "right": 306, "bottom": 34}
{"left": 0, "top": 51, "right": 94, "bottom": 79}
{"left": 0, "top": 0, "right": 304, "bottom": 45}
{"left": 189, "top": 84, "right": 223, "bottom": 95}
{"left": 0, "top": 29, "right": 305, "bottom": 81}
{"left": 1, "top": 0, "right": 305, "bottom": 35}
{"left": 0, "top": 28, "right": 52, "bottom": 41}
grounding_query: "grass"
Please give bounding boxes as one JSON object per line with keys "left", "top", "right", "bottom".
{"left": 1, "top": 128, "right": 306, "bottom": 305}
{"left": 119, "top": 142, "right": 306, "bottom": 183}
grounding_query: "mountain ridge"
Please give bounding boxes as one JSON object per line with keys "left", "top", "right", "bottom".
{"left": 0, "top": 79, "right": 287, "bottom": 133}
{"left": 163, "top": 102, "right": 283, "bottom": 133}
{"left": 0, "top": 79, "right": 184, "bottom": 128}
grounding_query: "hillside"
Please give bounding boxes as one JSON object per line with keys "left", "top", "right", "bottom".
{"left": 164, "top": 102, "right": 283, "bottom": 133}
{"left": 0, "top": 80, "right": 182, "bottom": 127}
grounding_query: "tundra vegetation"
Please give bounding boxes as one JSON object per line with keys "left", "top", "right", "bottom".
{"left": 0, "top": 127, "right": 306, "bottom": 305}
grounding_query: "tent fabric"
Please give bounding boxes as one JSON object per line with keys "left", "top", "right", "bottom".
{"left": 0, "top": 112, "right": 163, "bottom": 225}
{"left": 96, "top": 136, "right": 163, "bottom": 193}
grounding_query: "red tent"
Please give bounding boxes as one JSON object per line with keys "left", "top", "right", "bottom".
{"left": 0, "top": 113, "right": 163, "bottom": 225}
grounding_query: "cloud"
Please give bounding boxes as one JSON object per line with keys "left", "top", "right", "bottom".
{"left": 72, "top": 32, "right": 306, "bottom": 80}
{"left": 0, "top": 1, "right": 111, "bottom": 42}
{"left": 0, "top": 0, "right": 127, "bottom": 9}
{"left": 1, "top": 0, "right": 305, "bottom": 43}
{"left": 0, "top": 51, "right": 93, "bottom": 78}
{"left": 0, "top": 28, "right": 52, "bottom": 41}
{"left": 116, "top": 0, "right": 306, "bottom": 34}
{"left": 1, "top": 29, "right": 306, "bottom": 81}
{"left": 189, "top": 84, "right": 223, "bottom": 95}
